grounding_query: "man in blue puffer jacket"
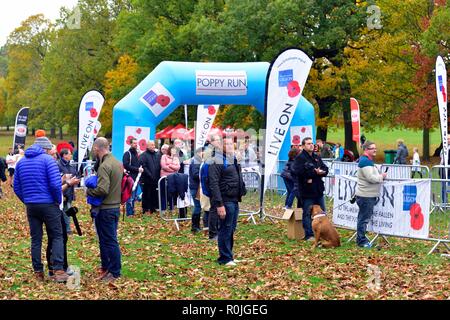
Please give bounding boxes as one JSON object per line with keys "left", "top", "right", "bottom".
{"left": 13, "top": 136, "right": 69, "bottom": 283}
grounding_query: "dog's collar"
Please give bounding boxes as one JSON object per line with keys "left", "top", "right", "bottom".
{"left": 313, "top": 213, "right": 327, "bottom": 220}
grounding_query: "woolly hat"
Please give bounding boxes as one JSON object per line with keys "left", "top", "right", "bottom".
{"left": 35, "top": 129, "right": 46, "bottom": 138}
{"left": 35, "top": 136, "right": 53, "bottom": 150}
{"left": 57, "top": 142, "right": 74, "bottom": 154}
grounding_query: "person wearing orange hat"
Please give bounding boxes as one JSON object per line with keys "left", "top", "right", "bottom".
{"left": 35, "top": 129, "right": 46, "bottom": 138}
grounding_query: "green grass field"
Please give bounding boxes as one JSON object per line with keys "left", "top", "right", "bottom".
{"left": 326, "top": 127, "right": 442, "bottom": 151}
{"left": 0, "top": 131, "right": 76, "bottom": 157}
{"left": 0, "top": 186, "right": 449, "bottom": 300}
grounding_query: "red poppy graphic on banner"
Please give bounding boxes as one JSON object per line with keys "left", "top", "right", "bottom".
{"left": 139, "top": 139, "right": 147, "bottom": 151}
{"left": 409, "top": 203, "right": 424, "bottom": 230}
{"left": 90, "top": 108, "right": 98, "bottom": 118}
{"left": 157, "top": 95, "right": 170, "bottom": 107}
{"left": 208, "top": 106, "right": 216, "bottom": 115}
{"left": 287, "top": 81, "right": 301, "bottom": 98}
{"left": 126, "top": 136, "right": 135, "bottom": 145}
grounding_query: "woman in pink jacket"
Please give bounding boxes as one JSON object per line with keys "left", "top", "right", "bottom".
{"left": 160, "top": 145, "right": 180, "bottom": 178}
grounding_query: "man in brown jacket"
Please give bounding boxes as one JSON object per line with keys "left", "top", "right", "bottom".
{"left": 87, "top": 137, "right": 123, "bottom": 282}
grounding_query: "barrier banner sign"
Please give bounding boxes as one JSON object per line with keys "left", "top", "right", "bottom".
{"left": 350, "top": 98, "right": 360, "bottom": 145}
{"left": 195, "top": 105, "right": 220, "bottom": 149}
{"left": 13, "top": 107, "right": 30, "bottom": 153}
{"left": 332, "top": 175, "right": 430, "bottom": 239}
{"left": 436, "top": 56, "right": 448, "bottom": 169}
{"left": 124, "top": 126, "right": 151, "bottom": 154}
{"left": 78, "top": 90, "right": 104, "bottom": 170}
{"left": 263, "top": 48, "right": 313, "bottom": 194}
{"left": 290, "top": 125, "right": 312, "bottom": 146}
{"left": 87, "top": 121, "right": 102, "bottom": 152}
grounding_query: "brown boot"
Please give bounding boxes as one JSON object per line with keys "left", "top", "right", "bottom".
{"left": 34, "top": 271, "right": 45, "bottom": 281}
{"left": 96, "top": 267, "right": 108, "bottom": 280}
{"left": 101, "top": 272, "right": 119, "bottom": 283}
{"left": 52, "top": 270, "right": 69, "bottom": 283}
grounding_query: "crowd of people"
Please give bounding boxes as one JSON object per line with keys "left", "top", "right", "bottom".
{"left": 4, "top": 128, "right": 432, "bottom": 282}
{"left": 5, "top": 131, "right": 257, "bottom": 283}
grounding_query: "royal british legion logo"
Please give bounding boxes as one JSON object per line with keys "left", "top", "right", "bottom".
{"left": 438, "top": 75, "right": 447, "bottom": 103}
{"left": 278, "top": 69, "right": 293, "bottom": 87}
{"left": 85, "top": 101, "right": 94, "bottom": 111}
{"left": 140, "top": 82, "right": 175, "bottom": 117}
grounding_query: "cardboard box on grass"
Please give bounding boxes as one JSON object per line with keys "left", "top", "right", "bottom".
{"left": 282, "top": 208, "right": 305, "bottom": 240}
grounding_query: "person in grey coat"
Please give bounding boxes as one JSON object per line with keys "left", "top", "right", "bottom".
{"left": 394, "top": 139, "right": 408, "bottom": 164}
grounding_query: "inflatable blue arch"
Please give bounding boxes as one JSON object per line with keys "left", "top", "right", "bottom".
{"left": 112, "top": 61, "right": 315, "bottom": 164}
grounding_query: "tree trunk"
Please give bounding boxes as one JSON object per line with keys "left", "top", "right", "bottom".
{"left": 423, "top": 127, "right": 430, "bottom": 161}
{"left": 31, "top": 128, "right": 35, "bottom": 136}
{"left": 59, "top": 126, "right": 63, "bottom": 140}
{"left": 6, "top": 125, "right": 9, "bottom": 131}
{"left": 50, "top": 128, "right": 56, "bottom": 139}
{"left": 341, "top": 76, "right": 359, "bottom": 159}
{"left": 316, "top": 96, "right": 336, "bottom": 142}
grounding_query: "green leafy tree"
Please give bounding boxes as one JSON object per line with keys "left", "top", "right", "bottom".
{"left": 3, "top": 14, "right": 54, "bottom": 128}
{"left": 39, "top": 0, "right": 128, "bottom": 135}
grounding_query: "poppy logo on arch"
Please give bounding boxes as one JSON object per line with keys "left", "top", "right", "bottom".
{"left": 140, "top": 82, "right": 176, "bottom": 117}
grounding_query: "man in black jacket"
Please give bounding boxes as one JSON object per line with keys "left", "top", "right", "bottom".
{"left": 292, "top": 137, "right": 329, "bottom": 241}
{"left": 123, "top": 138, "right": 143, "bottom": 217}
{"left": 139, "top": 140, "right": 161, "bottom": 214}
{"left": 209, "top": 137, "right": 246, "bottom": 266}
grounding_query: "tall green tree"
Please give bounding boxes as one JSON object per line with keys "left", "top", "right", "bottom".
{"left": 39, "top": 0, "right": 128, "bottom": 135}
{"left": 4, "top": 14, "right": 54, "bottom": 128}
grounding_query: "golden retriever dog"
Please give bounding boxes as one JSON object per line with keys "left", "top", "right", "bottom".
{"left": 310, "top": 205, "right": 340, "bottom": 249}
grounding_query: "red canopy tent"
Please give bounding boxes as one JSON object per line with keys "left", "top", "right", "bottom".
{"left": 187, "top": 128, "right": 195, "bottom": 140}
{"left": 156, "top": 125, "right": 173, "bottom": 139}
{"left": 161, "top": 124, "right": 185, "bottom": 139}
{"left": 207, "top": 126, "right": 224, "bottom": 140}
{"left": 171, "top": 126, "right": 191, "bottom": 140}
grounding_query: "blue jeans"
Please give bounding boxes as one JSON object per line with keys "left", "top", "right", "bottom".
{"left": 217, "top": 202, "right": 239, "bottom": 264}
{"left": 208, "top": 206, "right": 219, "bottom": 239}
{"left": 95, "top": 208, "right": 121, "bottom": 278}
{"left": 190, "top": 189, "right": 201, "bottom": 230}
{"left": 283, "top": 178, "right": 295, "bottom": 208}
{"left": 62, "top": 201, "right": 72, "bottom": 233}
{"left": 126, "top": 189, "right": 138, "bottom": 216}
{"left": 26, "top": 204, "right": 64, "bottom": 272}
{"left": 356, "top": 196, "right": 377, "bottom": 246}
{"left": 302, "top": 196, "right": 326, "bottom": 240}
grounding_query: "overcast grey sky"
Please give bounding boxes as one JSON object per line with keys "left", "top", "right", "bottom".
{"left": 0, "top": 0, "right": 78, "bottom": 47}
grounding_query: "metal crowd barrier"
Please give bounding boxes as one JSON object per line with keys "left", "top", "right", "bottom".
{"left": 430, "top": 165, "right": 450, "bottom": 213}
{"left": 157, "top": 175, "right": 191, "bottom": 231}
{"left": 263, "top": 172, "right": 290, "bottom": 221}
{"left": 426, "top": 165, "right": 450, "bottom": 253}
{"left": 380, "top": 163, "right": 429, "bottom": 180}
{"left": 240, "top": 171, "right": 262, "bottom": 224}
{"left": 265, "top": 160, "right": 449, "bottom": 255}
{"left": 68, "top": 160, "right": 96, "bottom": 189}
{"left": 329, "top": 164, "right": 448, "bottom": 255}
{"left": 157, "top": 171, "right": 263, "bottom": 230}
